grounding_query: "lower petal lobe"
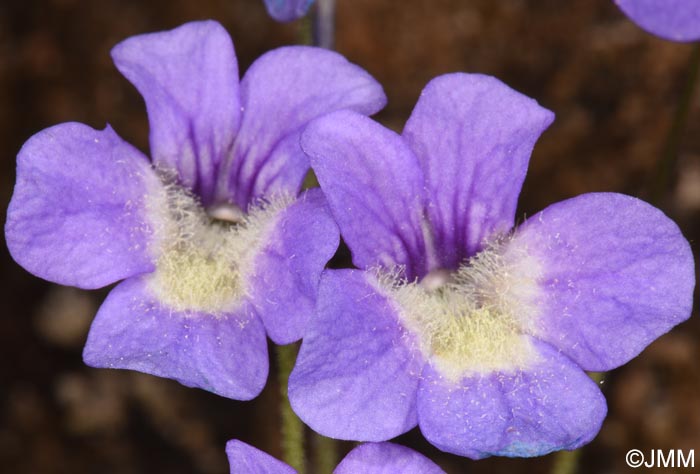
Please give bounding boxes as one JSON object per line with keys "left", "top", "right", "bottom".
{"left": 248, "top": 189, "right": 339, "bottom": 344}
{"left": 289, "top": 269, "right": 422, "bottom": 441}
{"left": 6, "top": 123, "right": 158, "bottom": 289}
{"left": 83, "top": 276, "right": 269, "bottom": 401}
{"left": 513, "top": 192, "right": 695, "bottom": 371}
{"left": 417, "top": 338, "right": 606, "bottom": 458}
{"left": 226, "top": 440, "right": 296, "bottom": 474}
{"left": 334, "top": 442, "right": 446, "bottom": 474}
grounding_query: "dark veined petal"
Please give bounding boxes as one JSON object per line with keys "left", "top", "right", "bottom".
{"left": 302, "top": 111, "right": 429, "bottom": 279}
{"left": 403, "top": 73, "right": 554, "bottom": 269}
{"left": 112, "top": 20, "right": 241, "bottom": 205}
{"left": 222, "top": 46, "right": 386, "bottom": 209}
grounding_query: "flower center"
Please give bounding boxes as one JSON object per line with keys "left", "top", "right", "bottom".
{"left": 380, "top": 238, "right": 542, "bottom": 380}
{"left": 147, "top": 183, "right": 291, "bottom": 315}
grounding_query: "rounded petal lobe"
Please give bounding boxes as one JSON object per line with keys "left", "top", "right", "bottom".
{"left": 6, "top": 123, "right": 158, "bottom": 288}
{"left": 222, "top": 46, "right": 386, "bottom": 208}
{"left": 417, "top": 339, "right": 607, "bottom": 459}
{"left": 402, "top": 73, "right": 554, "bottom": 268}
{"left": 83, "top": 276, "right": 269, "bottom": 400}
{"left": 334, "top": 442, "right": 446, "bottom": 474}
{"left": 112, "top": 20, "right": 241, "bottom": 204}
{"left": 302, "top": 111, "right": 429, "bottom": 279}
{"left": 289, "top": 270, "right": 422, "bottom": 441}
{"left": 226, "top": 440, "right": 296, "bottom": 474}
{"left": 263, "top": 0, "right": 314, "bottom": 22}
{"left": 248, "top": 189, "right": 339, "bottom": 344}
{"left": 514, "top": 192, "right": 695, "bottom": 371}
{"left": 615, "top": 0, "right": 700, "bottom": 42}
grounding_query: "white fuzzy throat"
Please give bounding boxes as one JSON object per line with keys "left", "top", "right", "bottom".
{"left": 379, "top": 237, "right": 542, "bottom": 381}
{"left": 146, "top": 181, "right": 292, "bottom": 316}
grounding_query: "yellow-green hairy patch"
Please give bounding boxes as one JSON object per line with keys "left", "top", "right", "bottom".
{"left": 146, "top": 180, "right": 292, "bottom": 316}
{"left": 378, "top": 238, "right": 543, "bottom": 381}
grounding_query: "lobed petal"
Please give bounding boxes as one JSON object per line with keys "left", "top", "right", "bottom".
{"left": 6, "top": 123, "right": 158, "bottom": 289}
{"left": 417, "top": 338, "right": 607, "bottom": 459}
{"left": 223, "top": 46, "right": 386, "bottom": 209}
{"left": 615, "top": 0, "right": 700, "bottom": 42}
{"left": 513, "top": 192, "right": 695, "bottom": 371}
{"left": 247, "top": 189, "right": 339, "bottom": 344}
{"left": 263, "top": 0, "right": 314, "bottom": 22}
{"left": 226, "top": 440, "right": 296, "bottom": 474}
{"left": 112, "top": 20, "right": 241, "bottom": 204}
{"left": 288, "top": 269, "right": 422, "bottom": 441}
{"left": 402, "top": 73, "right": 554, "bottom": 269}
{"left": 302, "top": 111, "right": 429, "bottom": 279}
{"left": 334, "top": 442, "right": 446, "bottom": 474}
{"left": 83, "top": 276, "right": 269, "bottom": 400}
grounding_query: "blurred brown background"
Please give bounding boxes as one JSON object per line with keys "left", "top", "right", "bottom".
{"left": 0, "top": 0, "right": 698, "bottom": 473}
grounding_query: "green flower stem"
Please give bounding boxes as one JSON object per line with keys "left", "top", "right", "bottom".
{"left": 312, "top": 432, "right": 337, "bottom": 474}
{"left": 277, "top": 343, "right": 306, "bottom": 473}
{"left": 651, "top": 43, "right": 700, "bottom": 204}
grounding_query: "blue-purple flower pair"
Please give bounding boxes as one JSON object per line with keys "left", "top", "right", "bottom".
{"left": 5, "top": 20, "right": 385, "bottom": 400}
{"left": 6, "top": 18, "right": 695, "bottom": 462}
{"left": 288, "top": 74, "right": 695, "bottom": 458}
{"left": 227, "top": 441, "right": 445, "bottom": 473}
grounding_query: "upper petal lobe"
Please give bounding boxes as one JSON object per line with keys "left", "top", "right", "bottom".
{"left": 302, "top": 111, "right": 429, "bottom": 279}
{"left": 112, "top": 20, "right": 241, "bottom": 204}
{"left": 223, "top": 46, "right": 386, "bottom": 208}
{"left": 403, "top": 73, "right": 554, "bottom": 268}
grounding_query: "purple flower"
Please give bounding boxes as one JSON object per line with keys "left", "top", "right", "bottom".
{"left": 5, "top": 20, "right": 385, "bottom": 400}
{"left": 226, "top": 440, "right": 446, "bottom": 473}
{"left": 288, "top": 73, "right": 695, "bottom": 457}
{"left": 264, "top": 0, "right": 314, "bottom": 22}
{"left": 614, "top": 0, "right": 700, "bottom": 42}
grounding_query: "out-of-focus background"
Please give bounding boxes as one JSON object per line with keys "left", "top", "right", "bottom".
{"left": 0, "top": 0, "right": 698, "bottom": 473}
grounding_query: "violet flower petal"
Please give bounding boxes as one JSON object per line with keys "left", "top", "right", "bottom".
{"left": 247, "top": 189, "right": 339, "bottom": 344}
{"left": 112, "top": 20, "right": 241, "bottom": 205}
{"left": 334, "top": 442, "right": 446, "bottom": 474}
{"left": 83, "top": 276, "right": 268, "bottom": 400}
{"left": 226, "top": 440, "right": 296, "bottom": 474}
{"left": 302, "top": 111, "right": 429, "bottom": 279}
{"left": 513, "top": 192, "right": 695, "bottom": 371}
{"left": 263, "top": 0, "right": 314, "bottom": 23}
{"left": 402, "top": 74, "right": 554, "bottom": 268}
{"left": 224, "top": 46, "right": 386, "bottom": 209}
{"left": 417, "top": 338, "right": 607, "bottom": 459}
{"left": 6, "top": 123, "right": 158, "bottom": 289}
{"left": 289, "top": 269, "right": 422, "bottom": 441}
{"left": 615, "top": 0, "right": 700, "bottom": 42}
